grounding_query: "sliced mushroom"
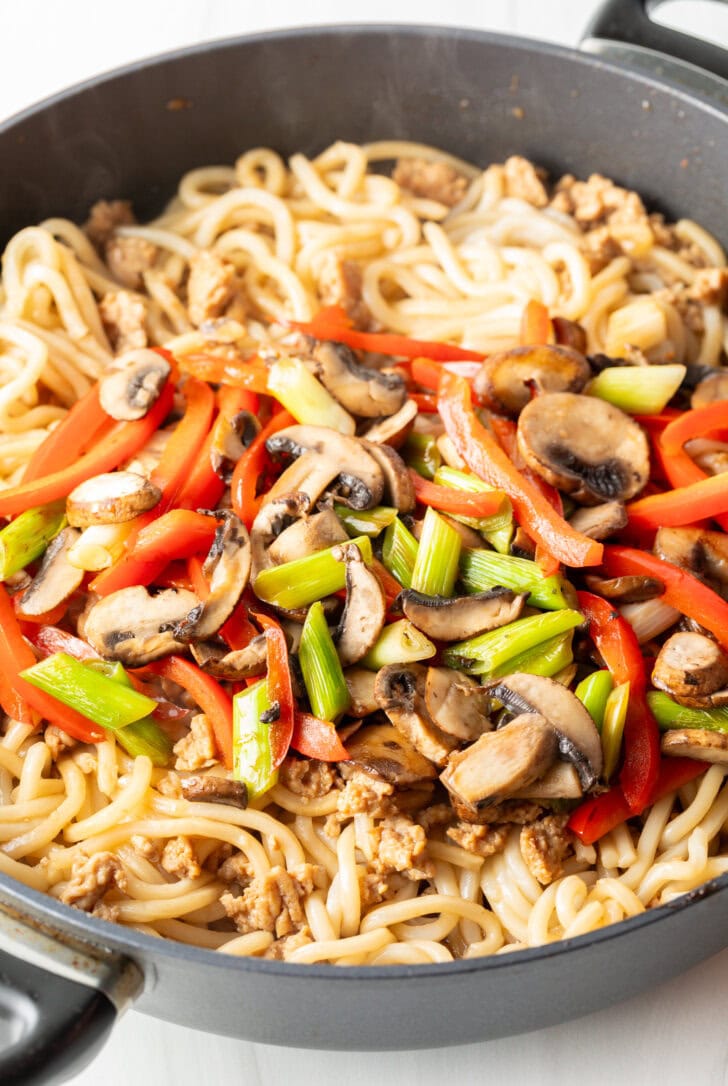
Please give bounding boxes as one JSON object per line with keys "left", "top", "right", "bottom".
{"left": 306, "top": 340, "right": 407, "bottom": 418}
{"left": 423, "top": 667, "right": 492, "bottom": 742}
{"left": 484, "top": 672, "right": 603, "bottom": 788}
{"left": 344, "top": 667, "right": 379, "bottom": 717}
{"left": 361, "top": 441, "right": 415, "bottom": 513}
{"left": 374, "top": 663, "right": 458, "bottom": 766}
{"left": 583, "top": 573, "right": 663, "bottom": 604}
{"left": 361, "top": 399, "right": 418, "bottom": 446}
{"left": 66, "top": 472, "right": 161, "bottom": 528}
{"left": 661, "top": 729, "right": 728, "bottom": 764}
{"left": 517, "top": 393, "right": 650, "bottom": 504}
{"left": 440, "top": 713, "right": 558, "bottom": 811}
{"left": 568, "top": 501, "right": 628, "bottom": 541}
{"left": 398, "top": 587, "right": 526, "bottom": 641}
{"left": 83, "top": 585, "right": 199, "bottom": 665}
{"left": 210, "top": 409, "right": 260, "bottom": 482}
{"left": 17, "top": 527, "right": 84, "bottom": 616}
{"left": 691, "top": 371, "right": 728, "bottom": 409}
{"left": 268, "top": 509, "right": 348, "bottom": 566}
{"left": 333, "top": 543, "right": 386, "bottom": 666}
{"left": 512, "top": 761, "right": 583, "bottom": 800}
{"left": 265, "top": 426, "right": 383, "bottom": 509}
{"left": 99, "top": 348, "right": 171, "bottom": 420}
{"left": 180, "top": 775, "right": 248, "bottom": 808}
{"left": 345, "top": 723, "right": 438, "bottom": 785}
{"left": 190, "top": 635, "right": 267, "bottom": 680}
{"left": 250, "top": 494, "right": 310, "bottom": 576}
{"left": 176, "top": 513, "right": 251, "bottom": 641}
{"left": 655, "top": 526, "right": 728, "bottom": 598}
{"left": 652, "top": 632, "right": 728, "bottom": 707}
{"left": 473, "top": 344, "right": 591, "bottom": 416}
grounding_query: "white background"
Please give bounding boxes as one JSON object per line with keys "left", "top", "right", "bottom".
{"left": 3, "top": 2, "right": 728, "bottom": 1084}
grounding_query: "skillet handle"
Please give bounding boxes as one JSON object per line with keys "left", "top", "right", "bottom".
{"left": 0, "top": 904, "right": 142, "bottom": 1084}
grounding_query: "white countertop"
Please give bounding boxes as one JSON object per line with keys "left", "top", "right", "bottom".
{"left": 3, "top": 2, "right": 728, "bottom": 1082}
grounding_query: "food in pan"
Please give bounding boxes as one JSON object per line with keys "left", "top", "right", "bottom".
{"left": 0, "top": 140, "right": 727, "bottom": 964}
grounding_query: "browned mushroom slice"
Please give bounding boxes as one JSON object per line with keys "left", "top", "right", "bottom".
{"left": 399, "top": 587, "right": 526, "bottom": 641}
{"left": 176, "top": 514, "right": 251, "bottom": 641}
{"left": 361, "top": 399, "right": 418, "bottom": 446}
{"left": 440, "top": 714, "right": 558, "bottom": 811}
{"left": 517, "top": 393, "right": 650, "bottom": 504}
{"left": 423, "top": 667, "right": 492, "bottom": 742}
{"left": 512, "top": 761, "right": 583, "bottom": 800}
{"left": 691, "top": 371, "right": 728, "bottom": 409}
{"left": 66, "top": 471, "right": 161, "bottom": 528}
{"left": 652, "top": 632, "right": 728, "bottom": 707}
{"left": 374, "top": 663, "right": 458, "bottom": 766}
{"left": 266, "top": 425, "right": 384, "bottom": 509}
{"left": 17, "top": 527, "right": 84, "bottom": 616}
{"left": 583, "top": 573, "right": 664, "bottom": 604}
{"left": 361, "top": 441, "right": 415, "bottom": 513}
{"left": 345, "top": 723, "right": 438, "bottom": 785}
{"left": 84, "top": 586, "right": 199, "bottom": 665}
{"left": 251, "top": 494, "right": 310, "bottom": 576}
{"left": 99, "top": 348, "right": 171, "bottom": 420}
{"left": 180, "top": 776, "right": 248, "bottom": 808}
{"left": 473, "top": 344, "right": 591, "bottom": 416}
{"left": 306, "top": 340, "right": 407, "bottom": 418}
{"left": 190, "top": 635, "right": 267, "bottom": 680}
{"left": 210, "top": 410, "right": 260, "bottom": 482}
{"left": 655, "top": 526, "right": 728, "bottom": 598}
{"left": 268, "top": 509, "right": 347, "bottom": 566}
{"left": 568, "top": 501, "right": 628, "bottom": 541}
{"left": 344, "top": 667, "right": 379, "bottom": 717}
{"left": 661, "top": 729, "right": 728, "bottom": 764}
{"left": 333, "top": 543, "right": 386, "bottom": 666}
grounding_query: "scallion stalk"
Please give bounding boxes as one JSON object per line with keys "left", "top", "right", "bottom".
{"left": 588, "top": 363, "right": 686, "bottom": 416}
{"left": 647, "top": 690, "right": 728, "bottom": 733}
{"left": 403, "top": 432, "right": 441, "bottom": 480}
{"left": 267, "top": 357, "right": 355, "bottom": 435}
{"left": 433, "top": 466, "right": 514, "bottom": 553}
{"left": 459, "top": 547, "right": 571, "bottom": 611}
{"left": 410, "top": 507, "right": 461, "bottom": 597}
{"left": 361, "top": 619, "right": 436, "bottom": 670}
{"left": 482, "top": 631, "right": 574, "bottom": 682}
{"left": 333, "top": 504, "right": 397, "bottom": 538}
{"left": 232, "top": 678, "right": 278, "bottom": 799}
{"left": 115, "top": 717, "right": 174, "bottom": 766}
{"left": 442, "top": 608, "right": 583, "bottom": 675}
{"left": 0, "top": 501, "right": 66, "bottom": 579}
{"left": 254, "top": 534, "right": 373, "bottom": 610}
{"left": 20, "top": 652, "right": 157, "bottom": 730}
{"left": 602, "top": 680, "right": 630, "bottom": 779}
{"left": 575, "top": 669, "right": 614, "bottom": 733}
{"left": 299, "top": 601, "right": 351, "bottom": 722}
{"left": 382, "top": 518, "right": 419, "bottom": 589}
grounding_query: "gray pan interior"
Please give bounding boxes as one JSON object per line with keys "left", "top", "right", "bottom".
{"left": 1, "top": 22, "right": 728, "bottom": 1059}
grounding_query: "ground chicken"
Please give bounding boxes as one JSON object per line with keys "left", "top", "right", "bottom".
{"left": 689, "top": 267, "right": 728, "bottom": 307}
{"left": 446, "top": 822, "right": 510, "bottom": 859}
{"left": 105, "top": 235, "right": 158, "bottom": 290}
{"left": 335, "top": 769, "right": 396, "bottom": 820}
{"left": 650, "top": 215, "right": 709, "bottom": 268}
{"left": 60, "top": 851, "right": 127, "bottom": 912}
{"left": 187, "top": 251, "right": 238, "bottom": 326}
{"left": 217, "top": 851, "right": 253, "bottom": 885}
{"left": 317, "top": 254, "right": 372, "bottom": 328}
{"left": 160, "top": 836, "right": 201, "bottom": 880}
{"left": 130, "top": 835, "right": 162, "bottom": 864}
{"left": 393, "top": 157, "right": 468, "bottom": 207}
{"left": 44, "top": 725, "right": 76, "bottom": 761}
{"left": 264, "top": 926, "right": 314, "bottom": 960}
{"left": 173, "top": 714, "right": 217, "bottom": 772}
{"left": 156, "top": 771, "right": 184, "bottom": 798}
{"left": 370, "top": 815, "right": 434, "bottom": 880}
{"left": 221, "top": 863, "right": 319, "bottom": 938}
{"left": 503, "top": 156, "right": 548, "bottom": 207}
{"left": 551, "top": 173, "right": 648, "bottom": 229}
{"left": 580, "top": 226, "right": 623, "bottom": 274}
{"left": 84, "top": 199, "right": 135, "bottom": 247}
{"left": 99, "top": 290, "right": 148, "bottom": 353}
{"left": 655, "top": 284, "right": 706, "bottom": 335}
{"left": 520, "top": 813, "right": 575, "bottom": 885}
{"left": 450, "top": 796, "right": 544, "bottom": 825}
{"left": 279, "top": 757, "right": 339, "bottom": 799}
{"left": 416, "top": 803, "right": 454, "bottom": 834}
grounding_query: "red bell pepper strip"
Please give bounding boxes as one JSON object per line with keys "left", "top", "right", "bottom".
{"left": 15, "top": 598, "right": 68, "bottom": 626}
{"left": 178, "top": 354, "right": 272, "bottom": 394}
{"left": 577, "top": 590, "right": 660, "bottom": 812}
{"left": 291, "top": 712, "right": 350, "bottom": 761}
{"left": 186, "top": 554, "right": 210, "bottom": 600}
{"left": 251, "top": 611, "right": 295, "bottom": 768}
{"left": 520, "top": 299, "right": 553, "bottom": 345}
{"left": 410, "top": 357, "right": 482, "bottom": 392}
{"left": 438, "top": 372, "right": 602, "bottom": 568}
{"left": 150, "top": 378, "right": 215, "bottom": 514}
{"left": 371, "top": 558, "right": 405, "bottom": 610}
{"left": 22, "top": 385, "right": 114, "bottom": 484}
{"left": 292, "top": 305, "right": 485, "bottom": 362}
{"left": 602, "top": 544, "right": 728, "bottom": 652}
{"left": 568, "top": 757, "right": 707, "bottom": 845}
{"left": 627, "top": 464, "right": 728, "bottom": 530}
{"left": 219, "top": 600, "right": 258, "bottom": 652}
{"left": 409, "top": 392, "right": 438, "bottom": 413}
{"left": 144, "top": 655, "right": 234, "bottom": 770}
{"left": 0, "top": 380, "right": 174, "bottom": 518}
{"left": 230, "top": 410, "right": 295, "bottom": 529}
{"left": 174, "top": 427, "right": 226, "bottom": 513}
{"left": 409, "top": 470, "right": 506, "bottom": 518}
{"left": 660, "top": 401, "right": 728, "bottom": 456}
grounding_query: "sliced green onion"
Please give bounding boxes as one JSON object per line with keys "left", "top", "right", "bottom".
{"left": 382, "top": 518, "right": 419, "bottom": 590}
{"left": 254, "top": 534, "right": 373, "bottom": 610}
{"left": 267, "top": 357, "right": 355, "bottom": 435}
{"left": 403, "top": 432, "right": 441, "bottom": 480}
{"left": 588, "top": 363, "right": 686, "bottom": 416}
{"left": 602, "top": 680, "right": 630, "bottom": 780}
{"left": 482, "top": 631, "right": 574, "bottom": 682}
{"left": 115, "top": 717, "right": 174, "bottom": 766}
{"left": 232, "top": 678, "right": 278, "bottom": 799}
{"left": 410, "top": 507, "right": 461, "bottom": 597}
{"left": 433, "top": 466, "right": 514, "bottom": 553}
{"left": 299, "top": 601, "right": 351, "bottom": 722}
{"left": 20, "top": 652, "right": 157, "bottom": 730}
{"left": 459, "top": 547, "right": 571, "bottom": 611}
{"left": 0, "top": 501, "right": 66, "bottom": 579}
{"left": 361, "top": 619, "right": 436, "bottom": 670}
{"left": 334, "top": 504, "right": 397, "bottom": 538}
{"left": 575, "top": 669, "right": 614, "bottom": 733}
{"left": 442, "top": 608, "right": 583, "bottom": 675}
{"left": 647, "top": 690, "right": 728, "bottom": 733}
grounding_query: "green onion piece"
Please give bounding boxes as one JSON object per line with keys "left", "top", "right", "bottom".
{"left": 333, "top": 504, "right": 397, "bottom": 538}
{"left": 361, "top": 619, "right": 436, "bottom": 670}
{"left": 20, "top": 652, "right": 157, "bottom": 730}
{"left": 254, "top": 534, "right": 373, "bottom": 610}
{"left": 115, "top": 717, "right": 174, "bottom": 767}
{"left": 410, "top": 507, "right": 462, "bottom": 598}
{"left": 482, "top": 631, "right": 574, "bottom": 682}
{"left": 602, "top": 680, "right": 630, "bottom": 780}
{"left": 442, "top": 608, "right": 583, "bottom": 675}
{"left": 232, "top": 679, "right": 278, "bottom": 799}
{"left": 434, "top": 466, "right": 514, "bottom": 553}
{"left": 459, "top": 547, "right": 571, "bottom": 611}
{"left": 575, "top": 669, "right": 614, "bottom": 733}
{"left": 382, "top": 518, "right": 419, "bottom": 589}
{"left": 299, "top": 601, "right": 351, "bottom": 722}
{"left": 267, "top": 357, "right": 355, "bottom": 435}
{"left": 647, "top": 690, "right": 728, "bottom": 733}
{"left": 403, "top": 432, "right": 441, "bottom": 480}
{"left": 0, "top": 501, "right": 66, "bottom": 579}
{"left": 588, "top": 363, "right": 686, "bottom": 416}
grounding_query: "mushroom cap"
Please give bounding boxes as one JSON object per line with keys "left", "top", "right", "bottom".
{"left": 583, "top": 573, "right": 664, "bottom": 604}
{"left": 652, "top": 632, "right": 728, "bottom": 706}
{"left": 399, "top": 587, "right": 526, "bottom": 642}
{"left": 99, "top": 348, "right": 171, "bottom": 421}
{"left": 691, "top": 371, "right": 728, "bottom": 410}
{"left": 333, "top": 543, "right": 386, "bottom": 667}
{"left": 83, "top": 585, "right": 200, "bottom": 665}
{"left": 17, "top": 526, "right": 84, "bottom": 616}
{"left": 517, "top": 392, "right": 650, "bottom": 504}
{"left": 345, "top": 723, "right": 438, "bottom": 785}
{"left": 655, "top": 526, "right": 728, "bottom": 596}
{"left": 661, "top": 728, "right": 728, "bottom": 764}
{"left": 308, "top": 340, "right": 407, "bottom": 418}
{"left": 266, "top": 425, "right": 384, "bottom": 510}
{"left": 176, "top": 513, "right": 251, "bottom": 641}
{"left": 423, "top": 666, "right": 492, "bottom": 742}
{"left": 66, "top": 471, "right": 161, "bottom": 528}
{"left": 474, "top": 344, "right": 591, "bottom": 416}
{"left": 568, "top": 501, "right": 628, "bottom": 541}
